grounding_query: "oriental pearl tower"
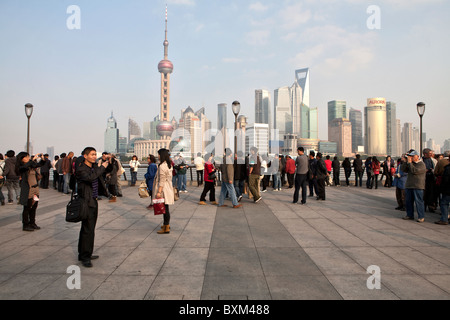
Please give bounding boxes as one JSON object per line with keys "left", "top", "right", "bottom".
{"left": 157, "top": 6, "right": 174, "bottom": 140}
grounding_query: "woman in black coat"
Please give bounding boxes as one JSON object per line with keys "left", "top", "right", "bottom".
{"left": 15, "top": 152, "right": 44, "bottom": 231}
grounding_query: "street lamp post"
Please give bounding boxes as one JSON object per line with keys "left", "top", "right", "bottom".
{"left": 24, "top": 103, "right": 34, "bottom": 154}
{"left": 417, "top": 102, "right": 425, "bottom": 156}
{"left": 232, "top": 101, "right": 241, "bottom": 157}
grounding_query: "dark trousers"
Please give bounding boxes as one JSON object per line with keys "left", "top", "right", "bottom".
{"left": 317, "top": 177, "right": 326, "bottom": 200}
{"left": 200, "top": 181, "right": 216, "bottom": 202}
{"left": 58, "top": 174, "right": 64, "bottom": 192}
{"left": 293, "top": 174, "right": 307, "bottom": 204}
{"left": 333, "top": 170, "right": 340, "bottom": 186}
{"left": 40, "top": 172, "right": 50, "bottom": 189}
{"left": 371, "top": 174, "right": 379, "bottom": 189}
{"left": 163, "top": 205, "right": 170, "bottom": 226}
{"left": 78, "top": 202, "right": 98, "bottom": 262}
{"left": 22, "top": 199, "right": 38, "bottom": 226}
{"left": 366, "top": 172, "right": 372, "bottom": 188}
{"left": 344, "top": 169, "right": 351, "bottom": 186}
{"left": 281, "top": 171, "right": 286, "bottom": 187}
{"left": 309, "top": 178, "right": 318, "bottom": 196}
{"left": 53, "top": 170, "right": 59, "bottom": 189}
{"left": 355, "top": 171, "right": 363, "bottom": 187}
{"left": 197, "top": 170, "right": 204, "bottom": 186}
{"left": 385, "top": 174, "right": 393, "bottom": 187}
{"left": 287, "top": 173, "right": 295, "bottom": 188}
{"left": 396, "top": 188, "right": 405, "bottom": 208}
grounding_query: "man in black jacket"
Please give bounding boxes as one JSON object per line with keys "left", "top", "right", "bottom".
{"left": 76, "top": 147, "right": 112, "bottom": 268}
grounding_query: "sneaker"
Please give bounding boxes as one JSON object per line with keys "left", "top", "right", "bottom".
{"left": 402, "top": 216, "right": 414, "bottom": 220}
{"left": 233, "top": 204, "right": 242, "bottom": 209}
{"left": 416, "top": 218, "right": 425, "bottom": 223}
{"left": 199, "top": 201, "right": 207, "bottom": 205}
{"left": 238, "top": 195, "right": 243, "bottom": 202}
{"left": 7, "top": 200, "right": 13, "bottom": 205}
{"left": 262, "top": 190, "right": 267, "bottom": 193}
{"left": 210, "top": 201, "right": 218, "bottom": 205}
{"left": 255, "top": 197, "right": 262, "bottom": 203}
{"left": 435, "top": 220, "right": 448, "bottom": 225}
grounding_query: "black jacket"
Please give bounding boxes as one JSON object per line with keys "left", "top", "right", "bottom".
{"left": 76, "top": 162, "right": 111, "bottom": 208}
{"left": 316, "top": 159, "right": 328, "bottom": 179}
{"left": 18, "top": 160, "right": 43, "bottom": 206}
{"left": 353, "top": 158, "right": 363, "bottom": 172}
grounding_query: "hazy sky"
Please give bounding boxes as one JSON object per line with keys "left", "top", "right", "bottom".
{"left": 1, "top": 0, "right": 449, "bottom": 156}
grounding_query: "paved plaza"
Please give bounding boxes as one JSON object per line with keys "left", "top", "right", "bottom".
{"left": 0, "top": 182, "right": 449, "bottom": 300}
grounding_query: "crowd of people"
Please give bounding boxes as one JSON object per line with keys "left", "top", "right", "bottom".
{"left": 1, "top": 145, "right": 449, "bottom": 267}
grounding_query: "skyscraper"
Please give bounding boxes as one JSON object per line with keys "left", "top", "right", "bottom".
{"left": 274, "top": 86, "right": 292, "bottom": 136}
{"left": 329, "top": 118, "right": 353, "bottom": 157}
{"left": 364, "top": 98, "right": 387, "bottom": 156}
{"left": 255, "top": 89, "right": 272, "bottom": 133}
{"left": 295, "top": 68, "right": 310, "bottom": 108}
{"left": 217, "top": 103, "right": 227, "bottom": 149}
{"left": 386, "top": 102, "right": 398, "bottom": 156}
{"left": 105, "top": 112, "right": 119, "bottom": 154}
{"left": 328, "top": 100, "right": 347, "bottom": 142}
{"left": 349, "top": 108, "right": 363, "bottom": 153}
{"left": 402, "top": 122, "right": 413, "bottom": 153}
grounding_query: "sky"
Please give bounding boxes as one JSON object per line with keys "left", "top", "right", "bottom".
{"left": 1, "top": 0, "right": 449, "bottom": 156}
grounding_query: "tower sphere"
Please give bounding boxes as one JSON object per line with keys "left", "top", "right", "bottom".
{"left": 158, "top": 59, "right": 173, "bottom": 74}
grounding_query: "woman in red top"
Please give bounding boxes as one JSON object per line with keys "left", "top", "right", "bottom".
{"left": 285, "top": 155, "right": 296, "bottom": 188}
{"left": 371, "top": 156, "right": 381, "bottom": 189}
{"left": 199, "top": 154, "right": 217, "bottom": 205}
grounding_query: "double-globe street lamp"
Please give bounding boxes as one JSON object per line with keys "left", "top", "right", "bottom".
{"left": 232, "top": 101, "right": 241, "bottom": 158}
{"left": 24, "top": 103, "right": 34, "bottom": 154}
{"left": 417, "top": 102, "right": 426, "bottom": 156}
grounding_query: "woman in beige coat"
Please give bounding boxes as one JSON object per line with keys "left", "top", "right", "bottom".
{"left": 153, "top": 149, "right": 175, "bottom": 234}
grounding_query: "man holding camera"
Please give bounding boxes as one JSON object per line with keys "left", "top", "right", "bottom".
{"left": 401, "top": 150, "right": 427, "bottom": 223}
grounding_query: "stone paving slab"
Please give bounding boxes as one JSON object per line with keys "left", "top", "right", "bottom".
{"left": 0, "top": 182, "right": 449, "bottom": 300}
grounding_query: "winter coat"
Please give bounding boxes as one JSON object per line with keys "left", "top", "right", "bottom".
{"left": 152, "top": 162, "right": 175, "bottom": 205}
{"left": 76, "top": 162, "right": 111, "bottom": 208}
{"left": 393, "top": 164, "right": 408, "bottom": 190}
{"left": 145, "top": 163, "right": 158, "bottom": 191}
{"left": 18, "top": 160, "right": 43, "bottom": 206}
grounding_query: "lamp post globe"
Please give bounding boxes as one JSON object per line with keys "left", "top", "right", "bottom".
{"left": 24, "top": 103, "right": 34, "bottom": 154}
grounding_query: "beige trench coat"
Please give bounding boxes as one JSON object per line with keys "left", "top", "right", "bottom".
{"left": 152, "top": 162, "right": 175, "bottom": 205}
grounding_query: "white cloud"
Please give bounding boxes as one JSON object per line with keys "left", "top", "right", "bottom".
{"left": 222, "top": 58, "right": 243, "bottom": 63}
{"left": 245, "top": 29, "right": 271, "bottom": 46}
{"left": 290, "top": 25, "right": 378, "bottom": 75}
{"left": 249, "top": 2, "right": 269, "bottom": 12}
{"left": 167, "top": 0, "right": 195, "bottom": 6}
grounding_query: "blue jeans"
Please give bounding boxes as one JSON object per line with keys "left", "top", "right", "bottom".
{"left": 219, "top": 181, "right": 238, "bottom": 206}
{"left": 439, "top": 194, "right": 450, "bottom": 223}
{"left": 273, "top": 173, "right": 281, "bottom": 189}
{"left": 63, "top": 173, "right": 71, "bottom": 193}
{"left": 131, "top": 171, "right": 138, "bottom": 186}
{"left": 405, "top": 188, "right": 425, "bottom": 219}
{"left": 177, "top": 174, "right": 187, "bottom": 191}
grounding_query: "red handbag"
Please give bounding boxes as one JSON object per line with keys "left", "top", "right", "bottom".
{"left": 153, "top": 198, "right": 166, "bottom": 215}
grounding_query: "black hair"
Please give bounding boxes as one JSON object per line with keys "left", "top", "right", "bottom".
{"left": 158, "top": 149, "right": 172, "bottom": 169}
{"left": 14, "top": 152, "right": 29, "bottom": 176}
{"left": 6, "top": 150, "right": 15, "bottom": 158}
{"left": 148, "top": 154, "right": 156, "bottom": 163}
{"left": 82, "top": 147, "right": 96, "bottom": 156}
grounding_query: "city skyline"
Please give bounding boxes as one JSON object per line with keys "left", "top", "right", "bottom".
{"left": 1, "top": 1, "right": 449, "bottom": 155}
